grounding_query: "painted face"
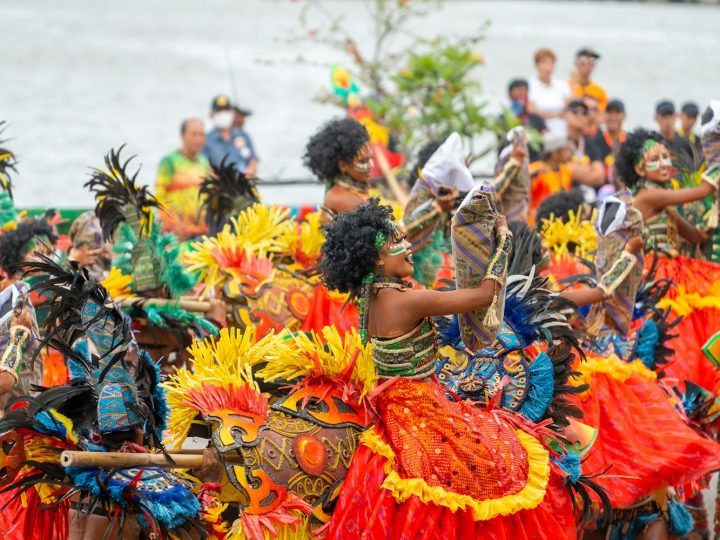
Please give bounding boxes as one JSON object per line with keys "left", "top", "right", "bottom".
{"left": 379, "top": 231, "right": 414, "bottom": 278}
{"left": 339, "top": 142, "right": 374, "bottom": 183}
{"left": 638, "top": 143, "right": 672, "bottom": 183}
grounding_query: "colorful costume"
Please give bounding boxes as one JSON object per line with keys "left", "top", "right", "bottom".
{"left": 403, "top": 133, "right": 472, "bottom": 287}
{"left": 0, "top": 258, "right": 209, "bottom": 539}
{"left": 86, "top": 147, "right": 217, "bottom": 368}
{"left": 564, "top": 195, "right": 720, "bottom": 539}
{"left": 326, "top": 193, "right": 579, "bottom": 540}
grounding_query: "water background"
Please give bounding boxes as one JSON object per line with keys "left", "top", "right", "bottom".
{"left": 2, "top": 0, "right": 719, "bottom": 208}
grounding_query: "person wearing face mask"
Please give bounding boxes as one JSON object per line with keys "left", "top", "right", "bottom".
{"left": 304, "top": 117, "right": 375, "bottom": 221}
{"left": 202, "top": 95, "right": 259, "bottom": 177}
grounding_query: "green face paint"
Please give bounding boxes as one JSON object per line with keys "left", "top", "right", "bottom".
{"left": 353, "top": 158, "right": 373, "bottom": 174}
{"left": 388, "top": 242, "right": 407, "bottom": 256}
{"left": 644, "top": 160, "right": 661, "bottom": 171}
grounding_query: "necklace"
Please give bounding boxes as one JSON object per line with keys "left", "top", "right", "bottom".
{"left": 372, "top": 276, "right": 412, "bottom": 293}
{"left": 335, "top": 175, "right": 370, "bottom": 195}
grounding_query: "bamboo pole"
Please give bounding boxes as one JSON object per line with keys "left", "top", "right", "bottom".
{"left": 60, "top": 450, "right": 243, "bottom": 469}
{"left": 373, "top": 143, "right": 409, "bottom": 207}
{"left": 115, "top": 296, "right": 233, "bottom": 314}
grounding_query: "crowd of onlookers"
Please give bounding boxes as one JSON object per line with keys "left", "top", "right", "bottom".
{"left": 153, "top": 46, "right": 706, "bottom": 239}
{"left": 502, "top": 47, "right": 705, "bottom": 216}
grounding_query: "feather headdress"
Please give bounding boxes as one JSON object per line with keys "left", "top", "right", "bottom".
{"left": 84, "top": 145, "right": 162, "bottom": 241}
{"left": 199, "top": 155, "right": 260, "bottom": 232}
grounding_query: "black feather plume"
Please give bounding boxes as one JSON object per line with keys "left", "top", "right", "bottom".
{"left": 84, "top": 145, "right": 162, "bottom": 240}
{"left": 0, "top": 121, "right": 17, "bottom": 199}
{"left": 199, "top": 155, "right": 259, "bottom": 232}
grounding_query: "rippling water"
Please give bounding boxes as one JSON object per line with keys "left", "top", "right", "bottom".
{"left": 2, "top": 0, "right": 719, "bottom": 208}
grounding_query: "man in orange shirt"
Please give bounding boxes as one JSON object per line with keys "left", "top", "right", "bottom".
{"left": 568, "top": 48, "right": 608, "bottom": 112}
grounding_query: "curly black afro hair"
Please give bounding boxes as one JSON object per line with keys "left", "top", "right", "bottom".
{"left": 304, "top": 117, "right": 370, "bottom": 181}
{"left": 407, "top": 140, "right": 442, "bottom": 188}
{"left": 614, "top": 128, "right": 664, "bottom": 189}
{"left": 318, "top": 198, "right": 396, "bottom": 296}
{"left": 535, "top": 188, "right": 586, "bottom": 230}
{"left": 0, "top": 219, "right": 58, "bottom": 276}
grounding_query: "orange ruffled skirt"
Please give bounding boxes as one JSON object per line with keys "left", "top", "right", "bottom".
{"left": 647, "top": 254, "right": 720, "bottom": 395}
{"left": 573, "top": 354, "right": 720, "bottom": 508}
{"left": 326, "top": 379, "right": 576, "bottom": 540}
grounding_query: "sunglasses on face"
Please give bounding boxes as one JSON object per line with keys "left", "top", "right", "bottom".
{"left": 569, "top": 108, "right": 588, "bottom": 116}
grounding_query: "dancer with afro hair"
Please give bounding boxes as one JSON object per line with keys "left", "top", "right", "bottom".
{"left": 321, "top": 197, "right": 581, "bottom": 539}
{"left": 304, "top": 117, "right": 372, "bottom": 220}
{"left": 615, "top": 123, "right": 720, "bottom": 457}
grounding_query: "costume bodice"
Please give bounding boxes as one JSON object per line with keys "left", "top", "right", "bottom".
{"left": 643, "top": 209, "right": 679, "bottom": 256}
{"left": 371, "top": 318, "right": 438, "bottom": 379}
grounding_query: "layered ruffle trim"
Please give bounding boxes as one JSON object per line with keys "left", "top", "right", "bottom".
{"left": 573, "top": 354, "right": 657, "bottom": 399}
{"left": 359, "top": 427, "right": 550, "bottom": 521}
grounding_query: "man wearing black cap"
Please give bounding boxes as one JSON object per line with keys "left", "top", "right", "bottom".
{"left": 678, "top": 102, "right": 703, "bottom": 159}
{"left": 655, "top": 100, "right": 696, "bottom": 171}
{"left": 202, "top": 95, "right": 259, "bottom": 176}
{"left": 568, "top": 48, "right": 608, "bottom": 112}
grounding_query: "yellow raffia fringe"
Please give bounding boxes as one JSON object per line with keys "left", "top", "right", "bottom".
{"left": 657, "top": 285, "right": 720, "bottom": 317}
{"left": 359, "top": 427, "right": 550, "bottom": 521}
{"left": 230, "top": 203, "right": 297, "bottom": 257}
{"left": 256, "top": 325, "right": 377, "bottom": 402}
{"left": 572, "top": 354, "right": 656, "bottom": 398}
{"left": 540, "top": 209, "right": 597, "bottom": 261}
{"left": 285, "top": 210, "right": 325, "bottom": 264}
{"left": 226, "top": 513, "right": 312, "bottom": 540}
{"left": 101, "top": 267, "right": 133, "bottom": 298}
{"left": 163, "top": 327, "right": 282, "bottom": 447}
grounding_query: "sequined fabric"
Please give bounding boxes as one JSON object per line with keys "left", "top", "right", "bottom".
{"left": 379, "top": 378, "right": 529, "bottom": 499}
{"left": 371, "top": 319, "right": 438, "bottom": 379}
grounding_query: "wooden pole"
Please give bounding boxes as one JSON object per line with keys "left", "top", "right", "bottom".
{"left": 114, "top": 297, "right": 234, "bottom": 314}
{"left": 60, "top": 450, "right": 243, "bottom": 469}
{"left": 373, "top": 143, "right": 409, "bottom": 207}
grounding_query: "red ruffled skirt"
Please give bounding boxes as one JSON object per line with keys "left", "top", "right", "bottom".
{"left": 647, "top": 254, "right": 720, "bottom": 394}
{"left": 572, "top": 354, "right": 720, "bottom": 508}
{"left": 326, "top": 379, "right": 576, "bottom": 540}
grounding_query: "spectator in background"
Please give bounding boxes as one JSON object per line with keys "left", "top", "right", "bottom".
{"left": 155, "top": 118, "right": 210, "bottom": 240}
{"left": 231, "top": 104, "right": 259, "bottom": 177}
{"left": 602, "top": 99, "right": 627, "bottom": 155}
{"left": 507, "top": 78, "right": 547, "bottom": 133}
{"left": 678, "top": 101, "right": 703, "bottom": 159}
{"left": 202, "top": 95, "right": 259, "bottom": 176}
{"left": 655, "top": 100, "right": 696, "bottom": 172}
{"left": 528, "top": 48, "right": 571, "bottom": 135}
{"left": 568, "top": 47, "right": 608, "bottom": 112}
{"left": 583, "top": 95, "right": 613, "bottom": 185}
{"left": 600, "top": 99, "right": 627, "bottom": 188}
{"left": 565, "top": 99, "right": 606, "bottom": 199}
{"left": 500, "top": 78, "right": 547, "bottom": 161}
{"left": 528, "top": 131, "right": 572, "bottom": 225}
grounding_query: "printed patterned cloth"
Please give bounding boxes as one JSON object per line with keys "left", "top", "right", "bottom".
{"left": 451, "top": 188, "right": 502, "bottom": 350}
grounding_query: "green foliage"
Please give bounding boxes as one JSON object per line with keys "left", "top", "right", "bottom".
{"left": 288, "top": 0, "right": 496, "bottom": 163}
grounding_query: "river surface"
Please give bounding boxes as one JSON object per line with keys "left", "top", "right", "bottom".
{"left": 2, "top": 0, "right": 719, "bottom": 208}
